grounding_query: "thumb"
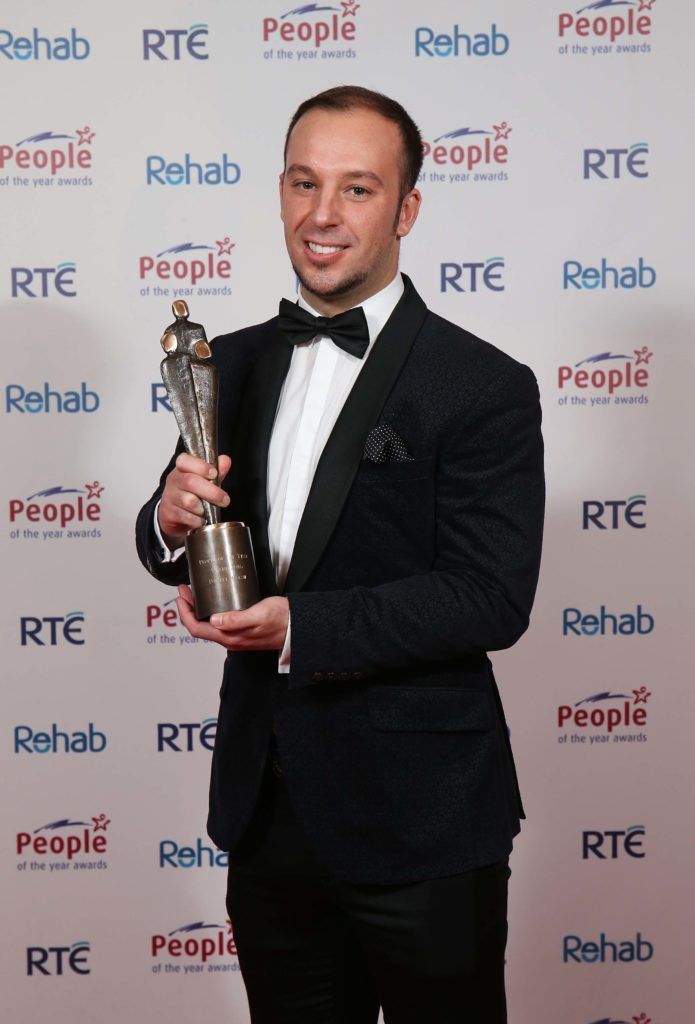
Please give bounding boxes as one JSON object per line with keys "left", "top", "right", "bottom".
{"left": 217, "top": 454, "right": 232, "bottom": 484}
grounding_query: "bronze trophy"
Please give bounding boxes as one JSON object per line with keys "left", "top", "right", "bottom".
{"left": 159, "top": 300, "right": 259, "bottom": 618}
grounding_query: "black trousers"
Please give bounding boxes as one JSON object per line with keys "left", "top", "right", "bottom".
{"left": 226, "top": 757, "right": 510, "bottom": 1024}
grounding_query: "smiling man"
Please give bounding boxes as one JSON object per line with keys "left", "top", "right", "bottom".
{"left": 137, "top": 86, "right": 544, "bottom": 1024}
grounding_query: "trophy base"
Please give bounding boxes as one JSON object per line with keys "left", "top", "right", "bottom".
{"left": 185, "top": 521, "right": 260, "bottom": 620}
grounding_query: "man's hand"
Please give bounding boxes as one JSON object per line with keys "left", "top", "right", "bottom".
{"left": 158, "top": 453, "right": 232, "bottom": 550}
{"left": 176, "top": 585, "right": 290, "bottom": 651}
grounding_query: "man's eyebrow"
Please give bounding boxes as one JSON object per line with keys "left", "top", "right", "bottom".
{"left": 285, "top": 164, "right": 384, "bottom": 187}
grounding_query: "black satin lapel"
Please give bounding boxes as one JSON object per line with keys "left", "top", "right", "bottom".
{"left": 283, "top": 277, "right": 428, "bottom": 594}
{"left": 236, "top": 327, "right": 292, "bottom": 597}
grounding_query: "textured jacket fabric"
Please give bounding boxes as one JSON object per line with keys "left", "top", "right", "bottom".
{"left": 135, "top": 278, "right": 545, "bottom": 884}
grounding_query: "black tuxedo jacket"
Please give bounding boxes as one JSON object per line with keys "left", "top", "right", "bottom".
{"left": 136, "top": 277, "right": 544, "bottom": 884}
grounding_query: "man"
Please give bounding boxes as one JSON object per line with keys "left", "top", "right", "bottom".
{"left": 136, "top": 86, "right": 544, "bottom": 1023}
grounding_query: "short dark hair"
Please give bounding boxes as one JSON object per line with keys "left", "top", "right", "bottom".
{"left": 284, "top": 85, "right": 423, "bottom": 198}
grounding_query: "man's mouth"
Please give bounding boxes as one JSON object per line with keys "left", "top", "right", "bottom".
{"left": 306, "top": 241, "right": 347, "bottom": 255}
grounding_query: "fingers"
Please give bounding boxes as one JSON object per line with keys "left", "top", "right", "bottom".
{"left": 175, "top": 452, "right": 218, "bottom": 478}
{"left": 158, "top": 453, "right": 232, "bottom": 547}
{"left": 176, "top": 589, "right": 258, "bottom": 649}
{"left": 218, "top": 455, "right": 232, "bottom": 484}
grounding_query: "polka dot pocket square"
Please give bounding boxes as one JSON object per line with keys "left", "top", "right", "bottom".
{"left": 362, "top": 424, "right": 415, "bottom": 464}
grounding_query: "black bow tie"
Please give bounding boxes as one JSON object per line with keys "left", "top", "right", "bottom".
{"left": 278, "top": 298, "right": 370, "bottom": 359}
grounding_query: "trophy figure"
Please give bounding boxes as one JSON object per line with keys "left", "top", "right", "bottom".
{"left": 159, "top": 300, "right": 259, "bottom": 618}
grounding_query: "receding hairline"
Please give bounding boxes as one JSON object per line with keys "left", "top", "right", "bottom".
{"left": 284, "top": 105, "right": 410, "bottom": 189}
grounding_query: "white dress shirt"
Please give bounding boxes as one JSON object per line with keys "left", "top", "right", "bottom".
{"left": 154, "top": 272, "right": 405, "bottom": 672}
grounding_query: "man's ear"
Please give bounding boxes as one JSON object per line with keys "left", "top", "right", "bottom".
{"left": 396, "top": 188, "right": 421, "bottom": 240}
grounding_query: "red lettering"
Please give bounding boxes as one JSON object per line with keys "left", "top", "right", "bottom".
{"left": 8, "top": 499, "right": 23, "bottom": 521}
{"left": 262, "top": 17, "right": 278, "bottom": 41}
{"left": 558, "top": 13, "right": 573, "bottom": 36}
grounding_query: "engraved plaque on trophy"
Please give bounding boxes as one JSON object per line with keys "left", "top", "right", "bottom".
{"left": 159, "top": 300, "right": 260, "bottom": 619}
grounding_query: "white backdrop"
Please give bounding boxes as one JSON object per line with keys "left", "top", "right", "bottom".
{"left": 2, "top": 1, "right": 694, "bottom": 1021}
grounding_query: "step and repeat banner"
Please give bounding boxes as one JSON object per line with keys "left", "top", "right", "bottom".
{"left": 2, "top": 1, "right": 693, "bottom": 1021}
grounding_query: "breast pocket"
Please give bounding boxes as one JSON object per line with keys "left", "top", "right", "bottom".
{"left": 356, "top": 457, "right": 434, "bottom": 486}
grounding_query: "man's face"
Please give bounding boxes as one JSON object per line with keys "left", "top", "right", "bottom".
{"left": 280, "top": 107, "right": 421, "bottom": 315}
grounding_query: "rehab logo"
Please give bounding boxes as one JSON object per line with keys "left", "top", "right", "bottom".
{"left": 146, "top": 152, "right": 240, "bottom": 186}
{"left": 415, "top": 20, "right": 509, "bottom": 58}
{"left": 0, "top": 127, "right": 95, "bottom": 188}
{"left": 8, "top": 482, "right": 104, "bottom": 541}
{"left": 261, "top": 2, "right": 360, "bottom": 61}
{"left": 557, "top": 687, "right": 651, "bottom": 746}
{"left": 151, "top": 920, "right": 240, "bottom": 976}
{"left": 563, "top": 257, "right": 655, "bottom": 290}
{"left": 562, "top": 604, "right": 654, "bottom": 637}
{"left": 0, "top": 27, "right": 90, "bottom": 61}
{"left": 16, "top": 814, "right": 110, "bottom": 873}
{"left": 557, "top": 348, "right": 652, "bottom": 408}
{"left": 558, "top": 1, "right": 655, "bottom": 57}
{"left": 159, "top": 837, "right": 228, "bottom": 868}
{"left": 563, "top": 931, "right": 653, "bottom": 963}
{"left": 421, "top": 123, "right": 511, "bottom": 184}
{"left": 4, "top": 383, "right": 100, "bottom": 415}
{"left": 14, "top": 722, "right": 107, "bottom": 754}
{"left": 139, "top": 237, "right": 234, "bottom": 299}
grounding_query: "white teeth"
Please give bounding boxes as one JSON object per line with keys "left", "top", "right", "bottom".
{"left": 307, "top": 242, "right": 344, "bottom": 254}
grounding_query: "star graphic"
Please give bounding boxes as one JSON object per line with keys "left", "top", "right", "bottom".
{"left": 85, "top": 481, "right": 104, "bottom": 499}
{"left": 341, "top": 0, "right": 360, "bottom": 16}
{"left": 493, "top": 121, "right": 512, "bottom": 141}
{"left": 76, "top": 126, "right": 95, "bottom": 146}
{"left": 633, "top": 346, "right": 653, "bottom": 365}
{"left": 216, "top": 237, "right": 235, "bottom": 256}
{"left": 632, "top": 687, "right": 651, "bottom": 705}
{"left": 633, "top": 1015, "right": 652, "bottom": 1024}
{"left": 92, "top": 813, "right": 111, "bottom": 832}
{"left": 637, "top": 0, "right": 655, "bottom": 11}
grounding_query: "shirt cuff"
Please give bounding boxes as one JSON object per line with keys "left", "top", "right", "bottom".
{"left": 278, "top": 612, "right": 291, "bottom": 674}
{"left": 153, "top": 500, "right": 185, "bottom": 563}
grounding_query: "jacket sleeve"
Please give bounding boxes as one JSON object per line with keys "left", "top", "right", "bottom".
{"left": 135, "top": 437, "right": 190, "bottom": 587}
{"left": 286, "top": 363, "right": 545, "bottom": 685}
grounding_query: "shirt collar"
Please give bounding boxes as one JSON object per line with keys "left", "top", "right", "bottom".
{"left": 296, "top": 272, "right": 404, "bottom": 348}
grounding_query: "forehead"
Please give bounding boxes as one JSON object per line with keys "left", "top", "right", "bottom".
{"left": 286, "top": 107, "right": 402, "bottom": 179}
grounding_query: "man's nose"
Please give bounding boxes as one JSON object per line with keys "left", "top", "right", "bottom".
{"left": 311, "top": 188, "right": 341, "bottom": 229}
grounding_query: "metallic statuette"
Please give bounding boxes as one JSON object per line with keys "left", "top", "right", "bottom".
{"left": 159, "top": 300, "right": 260, "bottom": 618}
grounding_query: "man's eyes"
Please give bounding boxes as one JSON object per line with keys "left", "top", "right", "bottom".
{"left": 290, "top": 181, "right": 371, "bottom": 197}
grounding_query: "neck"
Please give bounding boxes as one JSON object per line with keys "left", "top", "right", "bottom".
{"left": 300, "top": 267, "right": 399, "bottom": 317}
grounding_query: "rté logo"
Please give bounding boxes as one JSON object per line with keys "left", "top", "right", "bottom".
{"left": 583, "top": 144, "right": 648, "bottom": 180}
{"left": 11, "top": 263, "right": 76, "bottom": 298}
{"left": 582, "top": 826, "right": 645, "bottom": 860}
{"left": 582, "top": 495, "right": 646, "bottom": 530}
{"left": 440, "top": 259, "right": 505, "bottom": 293}
{"left": 27, "top": 942, "right": 90, "bottom": 976}
{"left": 143, "top": 25, "right": 209, "bottom": 60}
{"left": 20, "top": 613, "right": 85, "bottom": 646}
